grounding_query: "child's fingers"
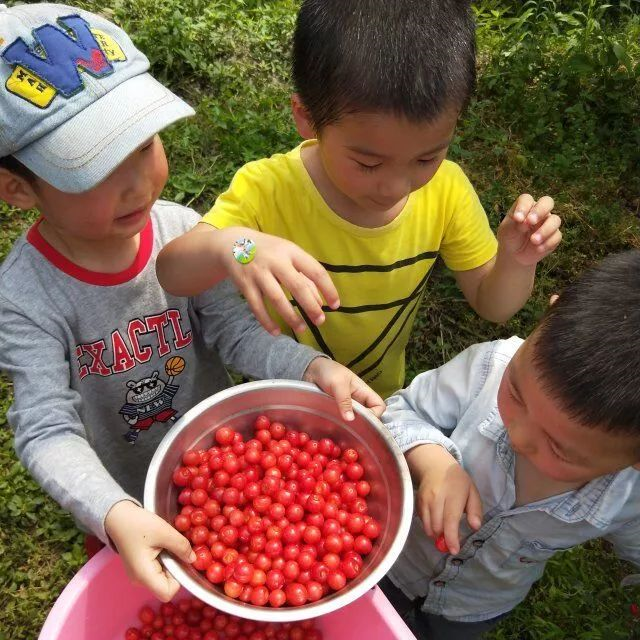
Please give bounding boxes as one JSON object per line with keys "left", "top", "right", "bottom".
{"left": 136, "top": 557, "right": 180, "bottom": 602}
{"left": 529, "top": 214, "right": 561, "bottom": 246}
{"left": 293, "top": 252, "right": 340, "bottom": 310}
{"left": 526, "top": 195, "right": 555, "bottom": 226}
{"left": 277, "top": 268, "right": 326, "bottom": 327}
{"left": 507, "top": 194, "right": 535, "bottom": 223}
{"left": 418, "top": 501, "right": 434, "bottom": 539}
{"left": 350, "top": 378, "right": 385, "bottom": 417}
{"left": 427, "top": 495, "right": 445, "bottom": 541}
{"left": 239, "top": 281, "right": 282, "bottom": 336}
{"left": 258, "top": 272, "right": 309, "bottom": 334}
{"left": 159, "top": 526, "right": 196, "bottom": 565}
{"left": 534, "top": 229, "right": 562, "bottom": 255}
{"left": 521, "top": 195, "right": 554, "bottom": 227}
{"left": 300, "top": 274, "right": 324, "bottom": 307}
{"left": 442, "top": 495, "right": 465, "bottom": 555}
{"left": 326, "top": 372, "right": 356, "bottom": 422}
{"left": 465, "top": 484, "right": 483, "bottom": 531}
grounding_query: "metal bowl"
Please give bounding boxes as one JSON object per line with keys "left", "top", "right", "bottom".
{"left": 144, "top": 380, "right": 413, "bottom": 622}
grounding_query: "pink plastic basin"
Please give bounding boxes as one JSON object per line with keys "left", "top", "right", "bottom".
{"left": 39, "top": 548, "right": 416, "bottom": 639}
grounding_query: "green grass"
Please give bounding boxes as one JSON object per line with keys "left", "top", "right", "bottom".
{"left": 1, "top": 0, "right": 640, "bottom": 637}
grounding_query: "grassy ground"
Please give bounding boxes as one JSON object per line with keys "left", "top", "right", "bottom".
{"left": 1, "top": 1, "right": 640, "bottom": 637}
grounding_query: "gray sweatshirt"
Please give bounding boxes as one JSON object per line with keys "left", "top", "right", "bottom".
{"left": 0, "top": 201, "right": 320, "bottom": 542}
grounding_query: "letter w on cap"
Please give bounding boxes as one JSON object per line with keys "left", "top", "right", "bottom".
{"left": 2, "top": 15, "right": 114, "bottom": 98}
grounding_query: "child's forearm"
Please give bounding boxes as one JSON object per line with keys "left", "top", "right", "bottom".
{"left": 156, "top": 224, "right": 240, "bottom": 296}
{"left": 472, "top": 252, "right": 535, "bottom": 323}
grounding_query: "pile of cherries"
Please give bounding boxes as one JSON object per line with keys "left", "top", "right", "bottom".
{"left": 124, "top": 597, "right": 323, "bottom": 639}
{"left": 171, "top": 416, "right": 381, "bottom": 608}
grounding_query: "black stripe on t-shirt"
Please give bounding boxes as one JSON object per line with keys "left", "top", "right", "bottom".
{"left": 319, "top": 250, "right": 438, "bottom": 273}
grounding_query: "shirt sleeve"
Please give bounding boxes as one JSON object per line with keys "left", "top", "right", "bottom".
{"left": 193, "top": 279, "right": 325, "bottom": 381}
{"left": 438, "top": 164, "right": 498, "bottom": 272}
{"left": 381, "top": 342, "right": 492, "bottom": 462}
{"left": 201, "top": 161, "right": 265, "bottom": 230}
{"left": 0, "top": 296, "right": 137, "bottom": 543}
{"left": 604, "top": 517, "right": 640, "bottom": 569}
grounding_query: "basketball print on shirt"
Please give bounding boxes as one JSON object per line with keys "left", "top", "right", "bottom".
{"left": 119, "top": 356, "right": 185, "bottom": 444}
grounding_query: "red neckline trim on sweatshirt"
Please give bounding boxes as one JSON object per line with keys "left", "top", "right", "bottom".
{"left": 26, "top": 217, "right": 154, "bottom": 286}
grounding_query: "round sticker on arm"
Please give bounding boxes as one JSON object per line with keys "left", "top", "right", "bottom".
{"left": 232, "top": 238, "right": 257, "bottom": 265}
{"left": 233, "top": 238, "right": 256, "bottom": 264}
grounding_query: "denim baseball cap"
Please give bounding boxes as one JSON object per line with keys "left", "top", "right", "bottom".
{"left": 0, "top": 3, "right": 194, "bottom": 192}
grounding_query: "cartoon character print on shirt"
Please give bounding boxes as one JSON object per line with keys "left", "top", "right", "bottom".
{"left": 119, "top": 356, "right": 185, "bottom": 444}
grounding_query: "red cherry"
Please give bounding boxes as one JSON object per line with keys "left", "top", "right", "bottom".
{"left": 193, "top": 546, "right": 213, "bottom": 571}
{"left": 254, "top": 415, "right": 271, "bottom": 431}
{"left": 174, "top": 514, "right": 191, "bottom": 532}
{"left": 224, "top": 579, "right": 243, "bottom": 599}
{"left": 269, "top": 589, "right": 286, "bottom": 608}
{"left": 215, "top": 427, "right": 235, "bottom": 446}
{"left": 205, "top": 561, "right": 225, "bottom": 584}
{"left": 435, "top": 534, "right": 449, "bottom": 553}
{"left": 270, "top": 421, "right": 286, "bottom": 440}
{"left": 342, "top": 448, "right": 358, "bottom": 463}
{"left": 285, "top": 582, "right": 308, "bottom": 606}
{"left": 173, "top": 467, "right": 192, "bottom": 487}
{"left": 251, "top": 585, "right": 270, "bottom": 606}
{"left": 306, "top": 580, "right": 324, "bottom": 602}
{"left": 327, "top": 569, "right": 347, "bottom": 591}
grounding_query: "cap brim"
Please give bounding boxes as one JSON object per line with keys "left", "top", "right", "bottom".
{"left": 15, "top": 73, "right": 195, "bottom": 193}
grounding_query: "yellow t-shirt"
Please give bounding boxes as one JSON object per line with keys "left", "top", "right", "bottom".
{"left": 203, "top": 141, "right": 497, "bottom": 398}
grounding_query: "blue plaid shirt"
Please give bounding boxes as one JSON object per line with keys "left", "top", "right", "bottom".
{"left": 383, "top": 337, "right": 640, "bottom": 622}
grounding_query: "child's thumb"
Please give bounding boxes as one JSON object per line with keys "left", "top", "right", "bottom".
{"left": 161, "top": 527, "right": 196, "bottom": 565}
{"left": 334, "top": 382, "right": 355, "bottom": 422}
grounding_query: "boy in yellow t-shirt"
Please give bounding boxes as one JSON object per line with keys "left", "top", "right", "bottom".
{"left": 157, "top": 0, "right": 562, "bottom": 399}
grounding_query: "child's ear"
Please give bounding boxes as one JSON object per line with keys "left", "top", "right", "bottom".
{"left": 0, "top": 168, "right": 39, "bottom": 210}
{"left": 291, "top": 94, "right": 316, "bottom": 140}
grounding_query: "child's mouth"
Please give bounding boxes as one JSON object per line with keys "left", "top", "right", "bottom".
{"left": 117, "top": 206, "right": 147, "bottom": 222}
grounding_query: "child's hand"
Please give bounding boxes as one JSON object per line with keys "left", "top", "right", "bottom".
{"left": 105, "top": 500, "right": 195, "bottom": 602}
{"left": 497, "top": 194, "right": 562, "bottom": 266}
{"left": 221, "top": 227, "right": 340, "bottom": 335}
{"left": 303, "top": 357, "right": 385, "bottom": 421}
{"left": 406, "top": 444, "right": 483, "bottom": 555}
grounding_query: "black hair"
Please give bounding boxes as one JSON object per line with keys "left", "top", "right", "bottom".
{"left": 533, "top": 250, "right": 640, "bottom": 436}
{"left": 292, "top": 0, "right": 477, "bottom": 130}
{"left": 0, "top": 155, "right": 37, "bottom": 183}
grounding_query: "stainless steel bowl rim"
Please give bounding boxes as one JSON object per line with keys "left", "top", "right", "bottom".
{"left": 144, "top": 379, "right": 413, "bottom": 622}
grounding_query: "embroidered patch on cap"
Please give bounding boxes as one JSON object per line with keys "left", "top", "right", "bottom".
{"left": 2, "top": 15, "right": 126, "bottom": 109}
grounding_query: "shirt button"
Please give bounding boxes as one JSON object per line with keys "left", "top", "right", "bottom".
{"left": 451, "top": 558, "right": 463, "bottom": 566}
{"left": 434, "top": 580, "right": 446, "bottom": 587}
{"left": 473, "top": 540, "right": 484, "bottom": 548}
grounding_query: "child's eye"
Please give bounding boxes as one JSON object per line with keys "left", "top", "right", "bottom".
{"left": 508, "top": 385, "right": 522, "bottom": 404}
{"left": 356, "top": 161, "right": 381, "bottom": 173}
{"left": 417, "top": 158, "right": 436, "bottom": 166}
{"left": 547, "top": 438, "right": 570, "bottom": 462}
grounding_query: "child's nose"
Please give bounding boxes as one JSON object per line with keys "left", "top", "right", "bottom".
{"left": 379, "top": 177, "right": 410, "bottom": 201}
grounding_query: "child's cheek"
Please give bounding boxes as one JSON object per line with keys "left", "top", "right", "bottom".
{"left": 496, "top": 382, "right": 513, "bottom": 426}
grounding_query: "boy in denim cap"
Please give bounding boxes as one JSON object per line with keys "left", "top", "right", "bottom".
{"left": 0, "top": 3, "right": 383, "bottom": 602}
{"left": 157, "top": 0, "right": 562, "bottom": 400}
{"left": 381, "top": 250, "right": 640, "bottom": 639}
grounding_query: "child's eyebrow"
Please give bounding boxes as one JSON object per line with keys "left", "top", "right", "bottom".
{"left": 346, "top": 140, "right": 452, "bottom": 160}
